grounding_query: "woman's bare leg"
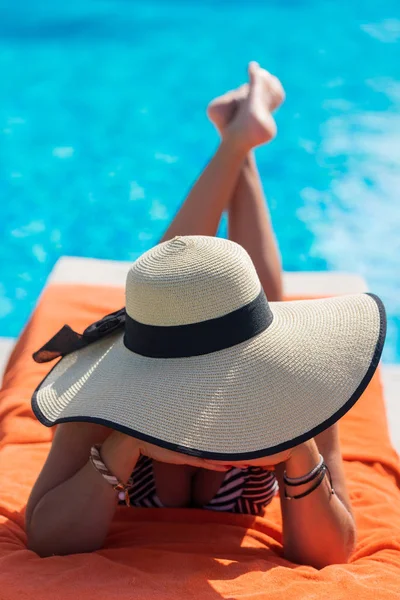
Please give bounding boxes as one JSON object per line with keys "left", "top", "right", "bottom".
{"left": 159, "top": 139, "right": 245, "bottom": 242}
{"left": 208, "top": 66, "right": 285, "bottom": 301}
{"left": 228, "top": 153, "right": 283, "bottom": 301}
{"left": 159, "top": 62, "right": 277, "bottom": 244}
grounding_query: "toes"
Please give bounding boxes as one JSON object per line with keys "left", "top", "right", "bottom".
{"left": 208, "top": 84, "right": 249, "bottom": 119}
{"left": 206, "top": 99, "right": 225, "bottom": 123}
{"left": 206, "top": 101, "right": 218, "bottom": 118}
{"left": 254, "top": 67, "right": 286, "bottom": 111}
{"left": 248, "top": 60, "right": 260, "bottom": 78}
{"left": 207, "top": 91, "right": 233, "bottom": 111}
{"left": 248, "top": 62, "right": 260, "bottom": 88}
{"left": 207, "top": 91, "right": 241, "bottom": 131}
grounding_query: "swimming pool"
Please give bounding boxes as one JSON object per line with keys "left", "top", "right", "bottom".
{"left": 1, "top": 0, "right": 399, "bottom": 363}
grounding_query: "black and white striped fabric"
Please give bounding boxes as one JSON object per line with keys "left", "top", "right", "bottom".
{"left": 122, "top": 454, "right": 279, "bottom": 515}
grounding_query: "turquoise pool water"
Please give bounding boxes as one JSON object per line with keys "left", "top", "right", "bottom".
{"left": 1, "top": 0, "right": 399, "bottom": 362}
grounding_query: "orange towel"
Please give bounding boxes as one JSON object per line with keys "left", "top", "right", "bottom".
{"left": 1, "top": 283, "right": 400, "bottom": 600}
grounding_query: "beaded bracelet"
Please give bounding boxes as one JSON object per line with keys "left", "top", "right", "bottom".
{"left": 89, "top": 444, "right": 134, "bottom": 506}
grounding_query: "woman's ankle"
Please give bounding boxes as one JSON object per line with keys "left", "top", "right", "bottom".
{"left": 220, "top": 131, "right": 252, "bottom": 158}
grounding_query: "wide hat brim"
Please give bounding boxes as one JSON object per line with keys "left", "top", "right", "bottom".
{"left": 32, "top": 293, "right": 386, "bottom": 460}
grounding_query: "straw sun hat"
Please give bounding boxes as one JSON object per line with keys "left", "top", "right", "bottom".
{"left": 31, "top": 235, "right": 386, "bottom": 460}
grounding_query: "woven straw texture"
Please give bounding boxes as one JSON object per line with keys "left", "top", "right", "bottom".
{"left": 126, "top": 236, "right": 261, "bottom": 325}
{"left": 33, "top": 236, "right": 383, "bottom": 458}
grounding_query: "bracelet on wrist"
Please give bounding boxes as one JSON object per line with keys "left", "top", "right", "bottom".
{"left": 283, "top": 453, "right": 324, "bottom": 486}
{"left": 89, "top": 444, "right": 133, "bottom": 506}
{"left": 284, "top": 466, "right": 327, "bottom": 500}
{"left": 283, "top": 453, "right": 335, "bottom": 500}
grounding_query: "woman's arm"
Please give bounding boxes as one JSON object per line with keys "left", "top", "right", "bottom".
{"left": 275, "top": 424, "right": 356, "bottom": 569}
{"left": 26, "top": 422, "right": 228, "bottom": 557}
{"left": 26, "top": 424, "right": 141, "bottom": 557}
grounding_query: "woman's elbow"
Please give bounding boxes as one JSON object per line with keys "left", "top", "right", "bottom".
{"left": 285, "top": 545, "right": 353, "bottom": 570}
{"left": 330, "top": 516, "right": 357, "bottom": 566}
{"left": 27, "top": 536, "right": 56, "bottom": 559}
{"left": 26, "top": 527, "right": 103, "bottom": 558}
{"left": 315, "top": 541, "right": 355, "bottom": 569}
{"left": 315, "top": 526, "right": 357, "bottom": 568}
{"left": 26, "top": 526, "right": 58, "bottom": 558}
{"left": 285, "top": 522, "right": 357, "bottom": 569}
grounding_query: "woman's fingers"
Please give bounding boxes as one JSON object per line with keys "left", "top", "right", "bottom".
{"left": 198, "top": 461, "right": 230, "bottom": 471}
{"left": 178, "top": 453, "right": 230, "bottom": 471}
{"left": 203, "top": 448, "right": 294, "bottom": 469}
{"left": 138, "top": 440, "right": 230, "bottom": 471}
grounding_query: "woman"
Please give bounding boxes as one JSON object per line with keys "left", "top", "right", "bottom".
{"left": 25, "top": 62, "right": 384, "bottom": 567}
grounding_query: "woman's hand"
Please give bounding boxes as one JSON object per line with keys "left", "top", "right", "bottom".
{"left": 139, "top": 439, "right": 231, "bottom": 471}
{"left": 113, "top": 432, "right": 230, "bottom": 472}
{"left": 202, "top": 445, "right": 298, "bottom": 471}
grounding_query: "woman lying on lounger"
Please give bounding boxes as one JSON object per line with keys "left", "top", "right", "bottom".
{"left": 25, "top": 62, "right": 386, "bottom": 567}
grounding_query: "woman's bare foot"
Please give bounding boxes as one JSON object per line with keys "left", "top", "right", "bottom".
{"left": 208, "top": 62, "right": 285, "bottom": 149}
{"left": 207, "top": 84, "right": 248, "bottom": 134}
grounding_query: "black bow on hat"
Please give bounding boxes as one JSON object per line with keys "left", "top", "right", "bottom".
{"left": 32, "top": 308, "right": 126, "bottom": 363}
